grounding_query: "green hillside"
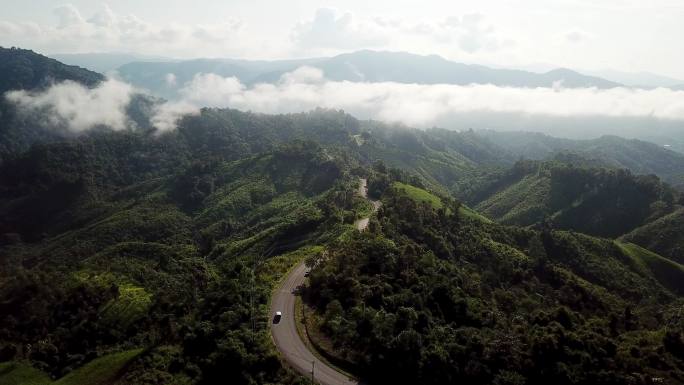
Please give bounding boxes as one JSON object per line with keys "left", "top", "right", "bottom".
{"left": 303, "top": 173, "right": 684, "bottom": 385}
{"left": 0, "top": 51, "right": 683, "bottom": 384}
{"left": 0, "top": 362, "right": 51, "bottom": 385}
{"left": 392, "top": 182, "right": 444, "bottom": 210}
{"left": 617, "top": 241, "right": 684, "bottom": 295}
{"left": 0, "top": 134, "right": 367, "bottom": 383}
{"left": 621, "top": 207, "right": 684, "bottom": 263}
{"left": 0, "top": 349, "right": 142, "bottom": 385}
{"left": 476, "top": 130, "right": 684, "bottom": 188}
{"left": 464, "top": 159, "right": 681, "bottom": 237}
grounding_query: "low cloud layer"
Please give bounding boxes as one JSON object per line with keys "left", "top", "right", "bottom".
{"left": 6, "top": 79, "right": 134, "bottom": 132}
{"left": 176, "top": 67, "right": 684, "bottom": 128}
{"left": 5, "top": 67, "right": 684, "bottom": 134}
{"left": 4, "top": 78, "right": 198, "bottom": 133}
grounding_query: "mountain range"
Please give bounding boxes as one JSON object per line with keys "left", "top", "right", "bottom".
{"left": 115, "top": 50, "right": 623, "bottom": 99}
{"left": 2, "top": 47, "right": 684, "bottom": 385}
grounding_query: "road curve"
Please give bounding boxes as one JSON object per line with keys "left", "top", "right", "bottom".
{"left": 270, "top": 262, "right": 357, "bottom": 385}
{"left": 271, "top": 178, "right": 377, "bottom": 385}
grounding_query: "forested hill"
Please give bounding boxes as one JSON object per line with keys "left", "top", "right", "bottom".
{"left": 1, "top": 48, "right": 682, "bottom": 191}
{"left": 475, "top": 130, "right": 684, "bottom": 188}
{"left": 302, "top": 165, "right": 684, "bottom": 385}
{"left": 0, "top": 133, "right": 369, "bottom": 383}
{"left": 0, "top": 47, "right": 103, "bottom": 93}
{"left": 2, "top": 49, "right": 684, "bottom": 385}
{"left": 1, "top": 105, "right": 684, "bottom": 384}
{"left": 461, "top": 158, "right": 682, "bottom": 236}
{"left": 0, "top": 47, "right": 105, "bottom": 162}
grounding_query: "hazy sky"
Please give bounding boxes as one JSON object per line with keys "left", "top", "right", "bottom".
{"left": 1, "top": 0, "right": 683, "bottom": 78}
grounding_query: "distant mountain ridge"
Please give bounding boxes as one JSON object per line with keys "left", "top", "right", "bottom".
{"left": 583, "top": 68, "right": 684, "bottom": 88}
{"left": 116, "top": 50, "right": 622, "bottom": 98}
{"left": 50, "top": 52, "right": 173, "bottom": 74}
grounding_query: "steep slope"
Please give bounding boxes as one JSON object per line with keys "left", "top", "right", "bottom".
{"left": 616, "top": 242, "right": 684, "bottom": 295}
{"left": 621, "top": 207, "right": 684, "bottom": 264}
{"left": 475, "top": 130, "right": 684, "bottom": 188}
{"left": 463, "top": 159, "right": 681, "bottom": 237}
{"left": 356, "top": 124, "right": 511, "bottom": 194}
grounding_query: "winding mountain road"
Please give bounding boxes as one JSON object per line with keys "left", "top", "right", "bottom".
{"left": 270, "top": 178, "right": 378, "bottom": 385}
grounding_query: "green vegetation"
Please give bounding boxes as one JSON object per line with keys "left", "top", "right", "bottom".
{"left": 0, "top": 361, "right": 52, "bottom": 385}
{"left": 55, "top": 349, "right": 143, "bottom": 385}
{"left": 99, "top": 285, "right": 153, "bottom": 328}
{"left": 2, "top": 49, "right": 684, "bottom": 385}
{"left": 463, "top": 159, "right": 681, "bottom": 238}
{"left": 621, "top": 207, "right": 684, "bottom": 263}
{"left": 303, "top": 175, "right": 684, "bottom": 384}
{"left": 0, "top": 47, "right": 105, "bottom": 163}
{"left": 0, "top": 349, "right": 143, "bottom": 385}
{"left": 617, "top": 241, "right": 684, "bottom": 295}
{"left": 392, "top": 182, "right": 444, "bottom": 210}
{"left": 0, "top": 131, "right": 365, "bottom": 383}
{"left": 458, "top": 204, "right": 492, "bottom": 223}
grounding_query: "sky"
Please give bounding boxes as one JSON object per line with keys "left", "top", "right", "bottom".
{"left": 1, "top": 0, "right": 684, "bottom": 79}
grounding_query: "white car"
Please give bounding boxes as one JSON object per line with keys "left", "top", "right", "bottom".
{"left": 273, "top": 311, "right": 282, "bottom": 323}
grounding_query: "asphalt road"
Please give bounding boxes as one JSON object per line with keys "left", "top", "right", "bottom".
{"left": 270, "top": 262, "right": 358, "bottom": 385}
{"left": 271, "top": 178, "right": 377, "bottom": 385}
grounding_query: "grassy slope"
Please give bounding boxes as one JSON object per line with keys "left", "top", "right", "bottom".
{"left": 473, "top": 173, "right": 549, "bottom": 225}
{"left": 393, "top": 181, "right": 493, "bottom": 224}
{"left": 55, "top": 349, "right": 143, "bottom": 385}
{"left": 392, "top": 182, "right": 444, "bottom": 209}
{"left": 616, "top": 241, "right": 684, "bottom": 295}
{"left": 621, "top": 207, "right": 684, "bottom": 264}
{"left": 0, "top": 362, "right": 52, "bottom": 385}
{"left": 458, "top": 204, "right": 493, "bottom": 223}
{"left": 0, "top": 349, "right": 143, "bottom": 385}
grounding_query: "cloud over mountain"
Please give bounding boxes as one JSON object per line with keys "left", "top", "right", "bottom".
{"left": 175, "top": 68, "right": 684, "bottom": 127}
{"left": 6, "top": 66, "right": 684, "bottom": 133}
{"left": 5, "top": 79, "right": 134, "bottom": 132}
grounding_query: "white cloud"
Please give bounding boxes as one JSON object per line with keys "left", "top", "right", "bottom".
{"left": 165, "top": 73, "right": 177, "bottom": 87}
{"left": 0, "top": 4, "right": 245, "bottom": 58}
{"left": 54, "top": 4, "right": 85, "bottom": 28}
{"left": 440, "top": 13, "right": 508, "bottom": 53}
{"left": 7, "top": 68, "right": 684, "bottom": 134}
{"left": 291, "top": 8, "right": 511, "bottom": 57}
{"left": 279, "top": 66, "right": 325, "bottom": 85}
{"left": 173, "top": 68, "right": 684, "bottom": 128}
{"left": 3, "top": 77, "right": 199, "bottom": 133}
{"left": 292, "top": 8, "right": 389, "bottom": 50}
{"left": 179, "top": 73, "right": 245, "bottom": 107}
{"left": 564, "top": 29, "right": 592, "bottom": 43}
{"left": 150, "top": 101, "right": 199, "bottom": 132}
{"left": 5, "top": 79, "right": 134, "bottom": 132}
